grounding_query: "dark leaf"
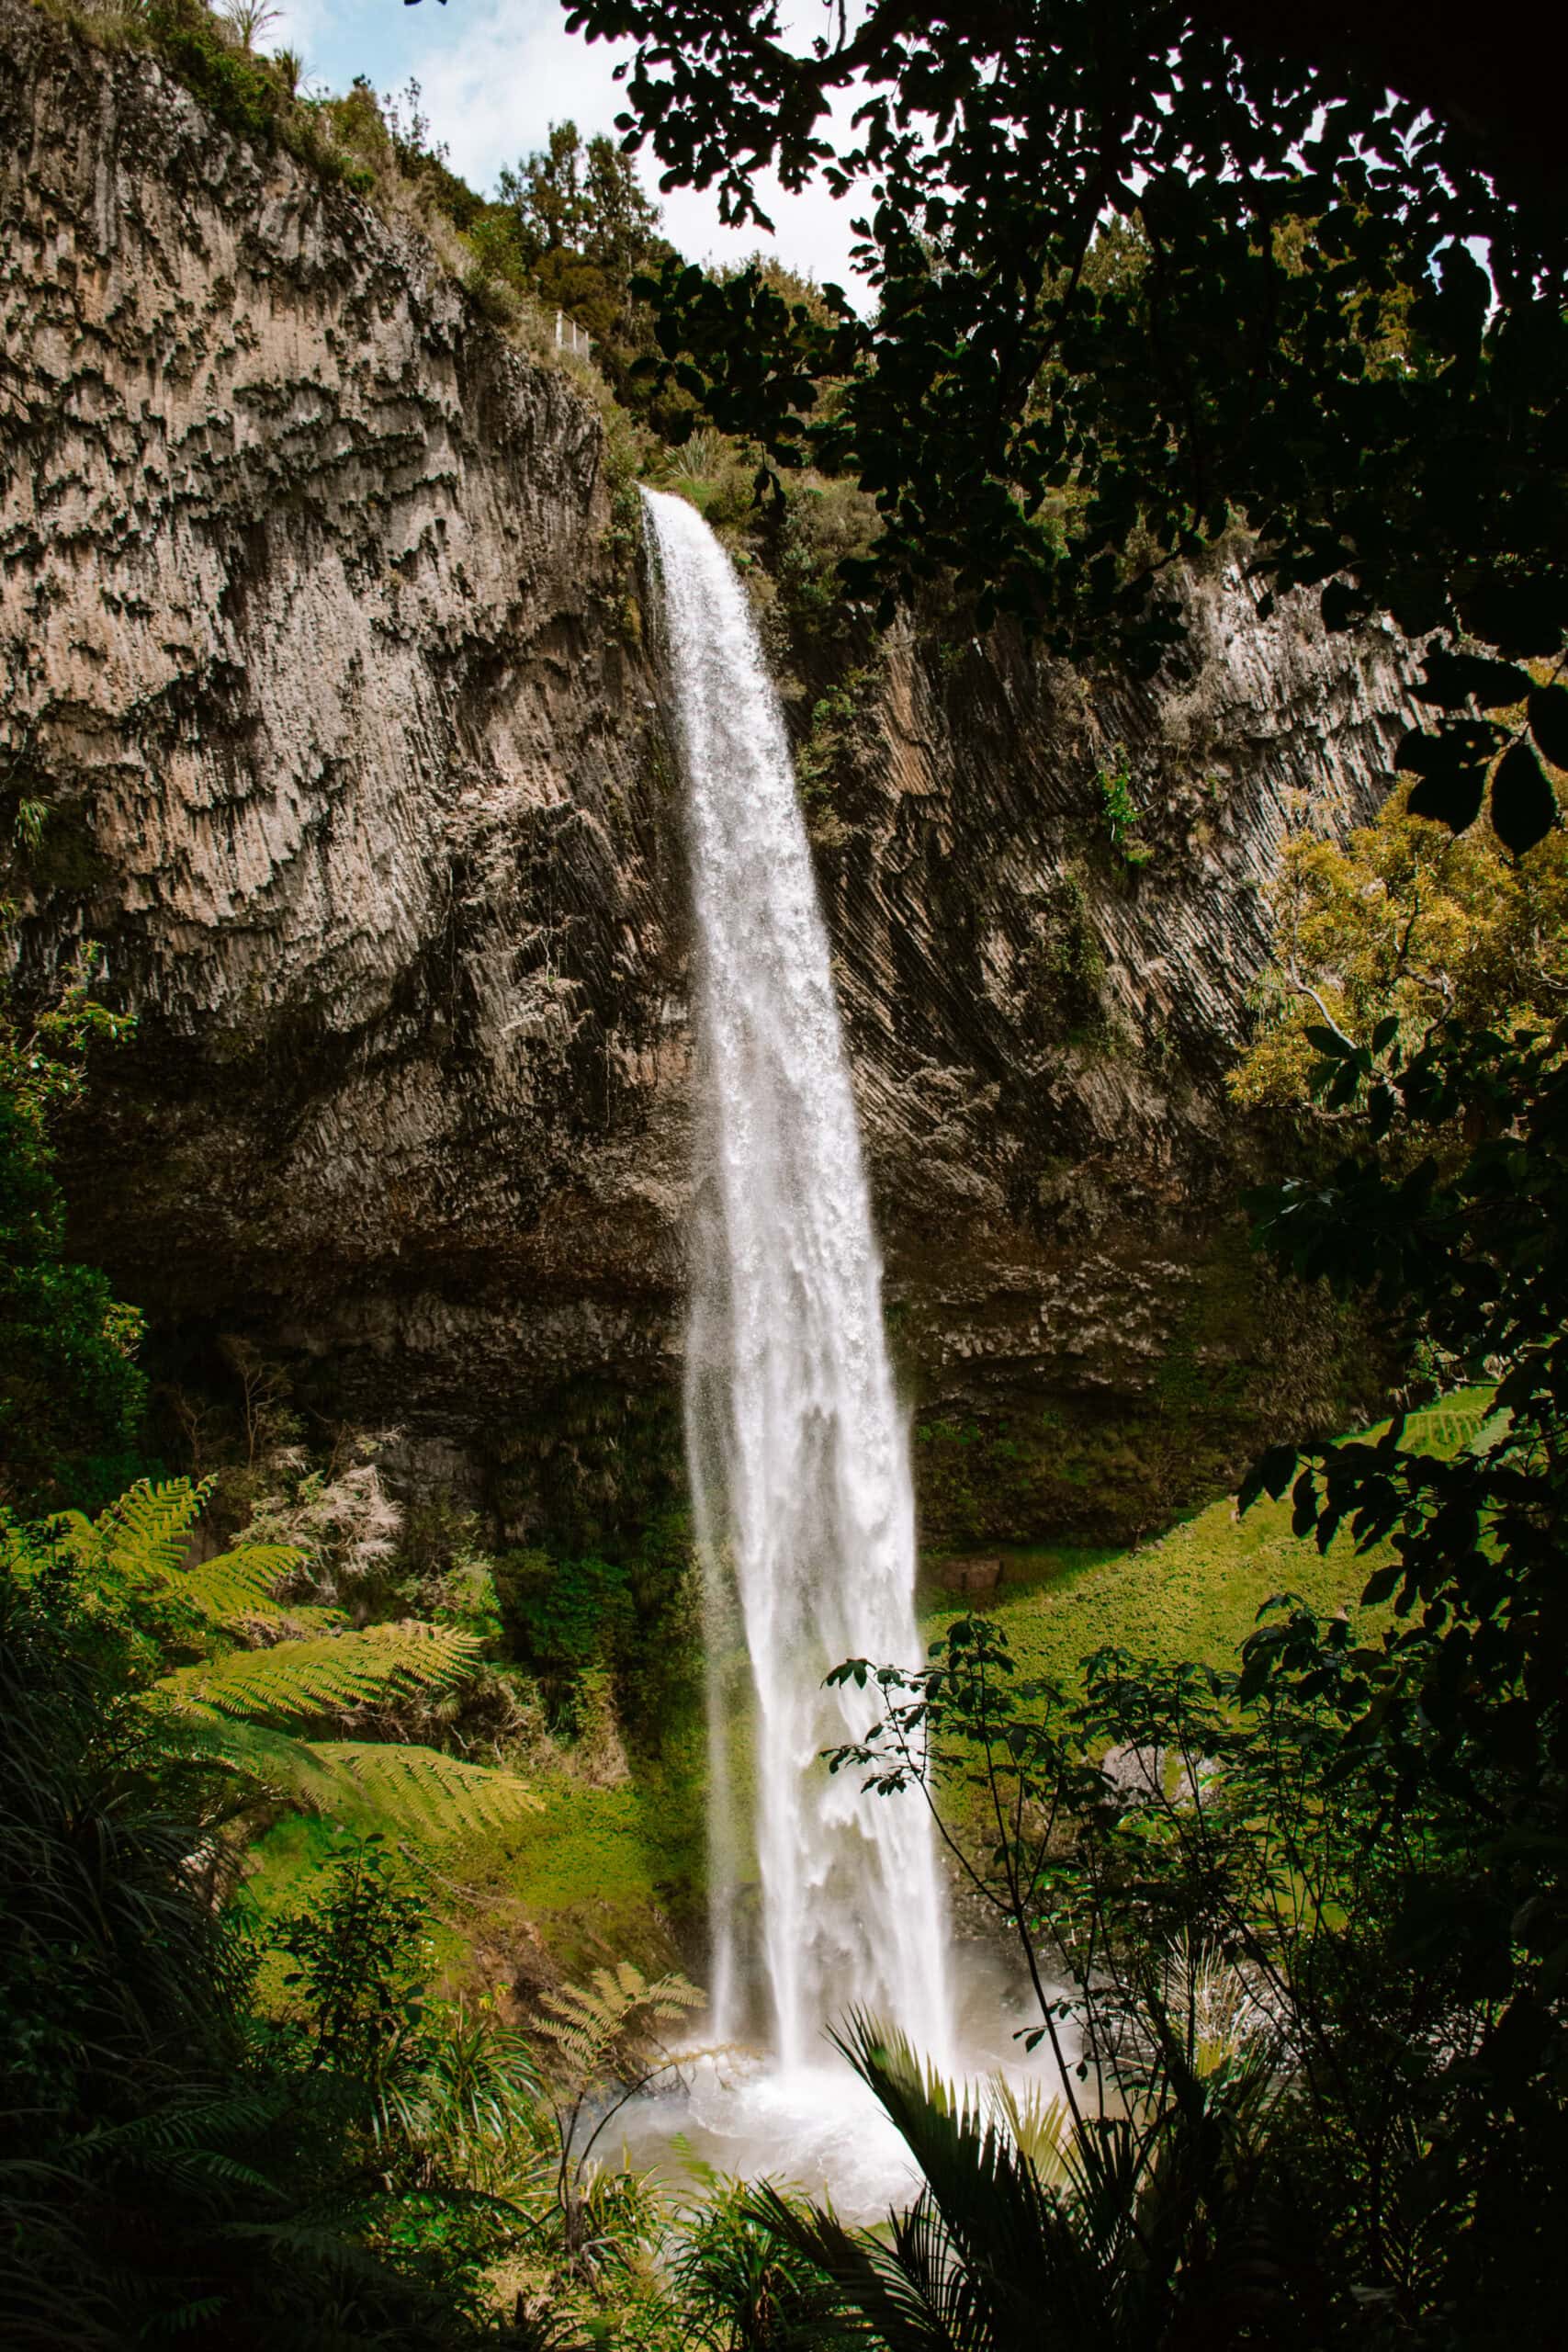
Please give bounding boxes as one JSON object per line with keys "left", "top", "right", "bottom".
{"left": 1397, "top": 718, "right": 1498, "bottom": 775}
{"left": 1321, "top": 581, "right": 1372, "bottom": 632}
{"left": 1457, "top": 578, "right": 1568, "bottom": 658}
{"left": 1489, "top": 739, "right": 1557, "bottom": 856}
{"left": 1413, "top": 651, "right": 1532, "bottom": 709}
{"left": 1528, "top": 684, "right": 1568, "bottom": 770}
{"left": 1412, "top": 239, "right": 1490, "bottom": 360}
{"left": 1367, "top": 1080, "right": 1398, "bottom": 1138}
{"left": 1405, "top": 729, "right": 1491, "bottom": 831}
{"left": 1239, "top": 1442, "right": 1300, "bottom": 1513}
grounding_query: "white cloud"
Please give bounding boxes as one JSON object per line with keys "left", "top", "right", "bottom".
{"left": 406, "top": 1, "right": 629, "bottom": 188}
{"left": 345, "top": 0, "right": 871, "bottom": 294}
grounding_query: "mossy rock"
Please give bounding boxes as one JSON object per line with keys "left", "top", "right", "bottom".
{"left": 911, "top": 1231, "right": 1387, "bottom": 1548}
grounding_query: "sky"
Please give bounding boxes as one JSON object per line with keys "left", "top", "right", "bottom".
{"left": 264, "top": 0, "right": 869, "bottom": 291}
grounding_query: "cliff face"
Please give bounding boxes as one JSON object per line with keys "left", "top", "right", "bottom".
{"left": 0, "top": 5, "right": 1416, "bottom": 1540}
{"left": 0, "top": 0, "right": 685, "bottom": 1493}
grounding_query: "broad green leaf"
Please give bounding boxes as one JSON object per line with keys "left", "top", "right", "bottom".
{"left": 1489, "top": 739, "right": 1557, "bottom": 856}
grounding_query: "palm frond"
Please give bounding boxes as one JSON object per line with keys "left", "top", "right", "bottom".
{"left": 987, "top": 2080, "right": 1075, "bottom": 2188}
{"left": 750, "top": 2182, "right": 961, "bottom": 2350}
{"left": 1145, "top": 1935, "right": 1278, "bottom": 2086}
{"left": 829, "top": 2012, "right": 1123, "bottom": 2348}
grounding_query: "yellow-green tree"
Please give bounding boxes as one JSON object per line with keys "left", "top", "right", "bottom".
{"left": 1233, "top": 784, "right": 1568, "bottom": 1113}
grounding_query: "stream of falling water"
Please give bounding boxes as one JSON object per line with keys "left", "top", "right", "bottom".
{"left": 642, "top": 487, "right": 953, "bottom": 2103}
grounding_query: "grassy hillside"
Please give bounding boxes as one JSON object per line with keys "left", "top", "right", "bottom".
{"left": 918, "top": 1390, "right": 1497, "bottom": 1686}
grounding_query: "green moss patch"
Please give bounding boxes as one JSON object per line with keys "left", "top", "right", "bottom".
{"left": 910, "top": 1231, "right": 1390, "bottom": 1549}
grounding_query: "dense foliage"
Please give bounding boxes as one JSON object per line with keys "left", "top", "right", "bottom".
{"left": 6, "top": 1476, "right": 540, "bottom": 1841}
{"left": 0, "top": 949, "right": 144, "bottom": 1512}
{"left": 821, "top": 1000, "right": 1568, "bottom": 2341}
{"left": 0, "top": 1519, "right": 759, "bottom": 2346}
{"left": 1237, "top": 1012, "right": 1568, "bottom": 2059}
{"left": 820, "top": 1618, "right": 1568, "bottom": 2343}
{"left": 558, "top": 0, "right": 1567, "bottom": 848}
{"left": 0, "top": 1551, "right": 513, "bottom": 2347}
{"left": 1234, "top": 785, "right": 1568, "bottom": 1111}
{"left": 758, "top": 2003, "right": 1310, "bottom": 2351}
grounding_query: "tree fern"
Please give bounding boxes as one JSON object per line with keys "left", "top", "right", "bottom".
{"left": 529, "top": 1962, "right": 705, "bottom": 2265}
{"left": 168, "top": 1544, "right": 310, "bottom": 1634}
{"left": 305, "top": 1741, "right": 541, "bottom": 1837}
{"left": 67, "top": 1476, "right": 209, "bottom": 1588}
{"left": 152, "top": 1622, "right": 482, "bottom": 1724}
{"left": 156, "top": 1700, "right": 540, "bottom": 1844}
{"left": 49, "top": 1478, "right": 310, "bottom": 1639}
{"left": 20, "top": 1478, "right": 540, "bottom": 1849}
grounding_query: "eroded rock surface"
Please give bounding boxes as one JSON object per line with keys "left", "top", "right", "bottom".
{"left": 0, "top": 4, "right": 1416, "bottom": 1538}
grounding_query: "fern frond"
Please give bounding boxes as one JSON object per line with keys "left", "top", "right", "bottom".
{"left": 91, "top": 1477, "right": 212, "bottom": 1587}
{"left": 152, "top": 1623, "right": 481, "bottom": 1725}
{"left": 536, "top": 1966, "right": 704, "bottom": 2087}
{"left": 152, "top": 1708, "right": 350, "bottom": 1815}
{"left": 304, "top": 1742, "right": 542, "bottom": 1838}
{"left": 221, "top": 1601, "right": 350, "bottom": 1641}
{"left": 96, "top": 2088, "right": 296, "bottom": 2154}
{"left": 171, "top": 1544, "right": 302, "bottom": 1630}
{"left": 157, "top": 1711, "right": 537, "bottom": 1840}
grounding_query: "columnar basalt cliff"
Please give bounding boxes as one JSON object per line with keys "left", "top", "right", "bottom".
{"left": 0, "top": 4, "right": 1416, "bottom": 1540}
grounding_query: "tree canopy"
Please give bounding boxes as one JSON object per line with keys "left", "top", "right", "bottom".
{"left": 494, "top": 117, "right": 666, "bottom": 356}
{"left": 534, "top": 0, "right": 1568, "bottom": 849}
{"left": 1233, "top": 784, "right": 1568, "bottom": 1112}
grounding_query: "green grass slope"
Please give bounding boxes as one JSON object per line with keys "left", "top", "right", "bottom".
{"left": 918, "top": 1391, "right": 1497, "bottom": 1687}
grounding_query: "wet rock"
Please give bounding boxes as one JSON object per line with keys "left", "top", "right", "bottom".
{"left": 938, "top": 1556, "right": 1004, "bottom": 1595}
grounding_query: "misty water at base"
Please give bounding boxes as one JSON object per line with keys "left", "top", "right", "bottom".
{"left": 614, "top": 1942, "right": 1077, "bottom": 2223}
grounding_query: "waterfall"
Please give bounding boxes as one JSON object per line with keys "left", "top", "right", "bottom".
{"left": 642, "top": 487, "right": 952, "bottom": 2074}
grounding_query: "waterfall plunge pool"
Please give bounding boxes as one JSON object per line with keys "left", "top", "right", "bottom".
{"left": 613, "top": 1939, "right": 1077, "bottom": 2223}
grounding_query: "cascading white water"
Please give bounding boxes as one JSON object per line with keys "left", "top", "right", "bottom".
{"left": 643, "top": 486, "right": 952, "bottom": 2075}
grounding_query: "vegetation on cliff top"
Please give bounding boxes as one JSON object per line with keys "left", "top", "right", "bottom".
{"left": 569, "top": 0, "right": 1567, "bottom": 856}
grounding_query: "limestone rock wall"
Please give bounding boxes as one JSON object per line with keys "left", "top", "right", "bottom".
{"left": 0, "top": 4, "right": 1416, "bottom": 1537}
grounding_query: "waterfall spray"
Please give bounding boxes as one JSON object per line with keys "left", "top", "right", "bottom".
{"left": 643, "top": 487, "right": 951, "bottom": 2073}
